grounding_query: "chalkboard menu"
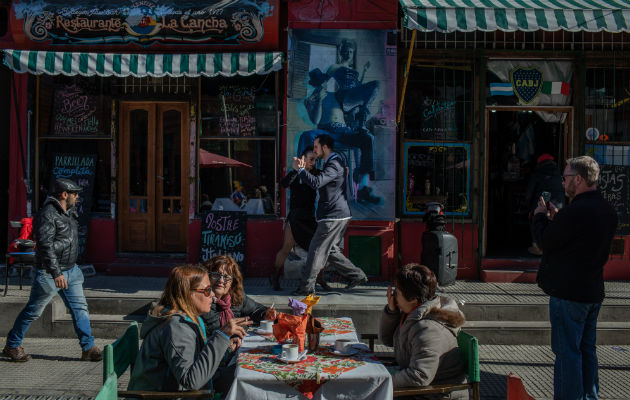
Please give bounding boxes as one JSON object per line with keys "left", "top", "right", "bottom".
{"left": 599, "top": 165, "right": 630, "bottom": 235}
{"left": 50, "top": 84, "right": 105, "bottom": 137}
{"left": 200, "top": 211, "right": 248, "bottom": 269}
{"left": 50, "top": 153, "right": 98, "bottom": 258}
{"left": 219, "top": 85, "right": 256, "bottom": 136}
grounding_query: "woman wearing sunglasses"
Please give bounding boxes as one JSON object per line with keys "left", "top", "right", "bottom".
{"left": 201, "top": 255, "right": 277, "bottom": 333}
{"left": 128, "top": 265, "right": 250, "bottom": 392}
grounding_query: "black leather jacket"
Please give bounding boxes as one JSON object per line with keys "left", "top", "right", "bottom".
{"left": 34, "top": 196, "right": 79, "bottom": 278}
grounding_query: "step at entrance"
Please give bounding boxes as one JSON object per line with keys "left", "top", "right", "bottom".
{"left": 481, "top": 258, "right": 540, "bottom": 283}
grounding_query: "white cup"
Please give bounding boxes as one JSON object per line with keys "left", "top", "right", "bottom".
{"left": 334, "top": 339, "right": 353, "bottom": 353}
{"left": 282, "top": 344, "right": 299, "bottom": 361}
{"left": 260, "top": 320, "right": 274, "bottom": 332}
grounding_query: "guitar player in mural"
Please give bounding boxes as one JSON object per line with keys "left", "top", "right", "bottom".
{"left": 297, "top": 38, "right": 381, "bottom": 205}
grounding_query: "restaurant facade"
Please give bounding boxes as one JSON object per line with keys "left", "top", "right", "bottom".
{"left": 2, "top": 0, "right": 628, "bottom": 281}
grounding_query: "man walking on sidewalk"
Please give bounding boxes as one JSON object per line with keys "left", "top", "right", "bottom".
{"left": 291, "top": 134, "right": 368, "bottom": 296}
{"left": 3, "top": 178, "right": 101, "bottom": 362}
{"left": 532, "top": 156, "right": 617, "bottom": 400}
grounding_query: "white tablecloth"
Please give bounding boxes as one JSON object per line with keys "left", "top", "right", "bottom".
{"left": 225, "top": 317, "right": 393, "bottom": 400}
{"left": 211, "top": 198, "right": 265, "bottom": 215}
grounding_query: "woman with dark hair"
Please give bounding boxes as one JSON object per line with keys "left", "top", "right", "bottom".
{"left": 202, "top": 255, "right": 276, "bottom": 332}
{"left": 379, "top": 264, "right": 468, "bottom": 398}
{"left": 128, "top": 265, "right": 249, "bottom": 392}
{"left": 270, "top": 146, "right": 330, "bottom": 291}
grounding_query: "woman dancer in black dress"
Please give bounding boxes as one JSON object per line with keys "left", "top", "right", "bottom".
{"left": 270, "top": 146, "right": 330, "bottom": 291}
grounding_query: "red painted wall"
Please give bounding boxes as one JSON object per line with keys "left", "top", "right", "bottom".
{"left": 244, "top": 219, "right": 284, "bottom": 277}
{"left": 85, "top": 218, "right": 115, "bottom": 271}
{"left": 399, "top": 220, "right": 479, "bottom": 280}
{"left": 288, "top": 0, "right": 397, "bottom": 29}
{"left": 604, "top": 236, "right": 630, "bottom": 280}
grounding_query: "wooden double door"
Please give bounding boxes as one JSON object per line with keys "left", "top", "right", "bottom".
{"left": 118, "top": 102, "right": 189, "bottom": 252}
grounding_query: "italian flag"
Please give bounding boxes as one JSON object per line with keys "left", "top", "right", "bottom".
{"left": 542, "top": 81, "right": 570, "bottom": 96}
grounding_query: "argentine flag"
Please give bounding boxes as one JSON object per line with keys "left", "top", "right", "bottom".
{"left": 490, "top": 82, "right": 513, "bottom": 96}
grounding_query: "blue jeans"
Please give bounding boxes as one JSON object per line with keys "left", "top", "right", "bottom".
{"left": 549, "top": 296, "right": 601, "bottom": 400}
{"left": 6, "top": 265, "right": 95, "bottom": 351}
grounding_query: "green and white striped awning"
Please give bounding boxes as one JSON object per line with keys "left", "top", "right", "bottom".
{"left": 2, "top": 50, "right": 283, "bottom": 77}
{"left": 400, "top": 0, "right": 630, "bottom": 33}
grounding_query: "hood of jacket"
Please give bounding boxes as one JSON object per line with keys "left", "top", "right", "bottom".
{"left": 43, "top": 195, "right": 78, "bottom": 217}
{"left": 406, "top": 296, "right": 466, "bottom": 335}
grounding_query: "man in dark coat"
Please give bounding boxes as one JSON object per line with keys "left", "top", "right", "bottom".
{"left": 2, "top": 178, "right": 101, "bottom": 362}
{"left": 291, "top": 134, "right": 368, "bottom": 296}
{"left": 532, "top": 156, "right": 617, "bottom": 400}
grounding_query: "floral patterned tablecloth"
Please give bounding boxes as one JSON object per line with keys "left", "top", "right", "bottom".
{"left": 226, "top": 317, "right": 393, "bottom": 400}
{"left": 238, "top": 345, "right": 373, "bottom": 399}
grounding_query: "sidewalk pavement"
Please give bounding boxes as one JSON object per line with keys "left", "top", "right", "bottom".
{"left": 1, "top": 273, "right": 629, "bottom": 399}
{"left": 0, "top": 337, "right": 628, "bottom": 399}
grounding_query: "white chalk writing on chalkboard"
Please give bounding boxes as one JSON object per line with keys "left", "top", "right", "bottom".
{"left": 51, "top": 153, "right": 97, "bottom": 258}
{"left": 219, "top": 85, "right": 256, "bottom": 136}
{"left": 599, "top": 165, "right": 629, "bottom": 235}
{"left": 200, "top": 211, "right": 247, "bottom": 267}
{"left": 52, "top": 84, "right": 100, "bottom": 136}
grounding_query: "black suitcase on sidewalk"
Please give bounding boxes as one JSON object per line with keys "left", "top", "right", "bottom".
{"left": 421, "top": 231, "right": 458, "bottom": 286}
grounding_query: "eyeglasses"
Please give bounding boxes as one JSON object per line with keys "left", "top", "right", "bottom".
{"left": 194, "top": 287, "right": 213, "bottom": 297}
{"left": 210, "top": 272, "right": 233, "bottom": 283}
{"left": 562, "top": 174, "right": 577, "bottom": 182}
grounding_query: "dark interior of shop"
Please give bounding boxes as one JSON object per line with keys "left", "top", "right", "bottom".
{"left": 487, "top": 110, "right": 566, "bottom": 258}
{"left": 1, "top": 67, "right": 9, "bottom": 247}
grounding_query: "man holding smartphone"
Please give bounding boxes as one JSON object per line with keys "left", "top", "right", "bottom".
{"left": 531, "top": 156, "right": 617, "bottom": 400}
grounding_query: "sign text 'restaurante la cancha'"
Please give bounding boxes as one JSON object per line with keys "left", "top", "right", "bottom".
{"left": 11, "top": 0, "right": 279, "bottom": 49}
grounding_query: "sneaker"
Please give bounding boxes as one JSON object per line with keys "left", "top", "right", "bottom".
{"left": 345, "top": 277, "right": 368, "bottom": 290}
{"left": 81, "top": 346, "right": 102, "bottom": 361}
{"left": 2, "top": 345, "right": 31, "bottom": 362}
{"left": 316, "top": 275, "right": 333, "bottom": 292}
{"left": 528, "top": 243, "right": 543, "bottom": 256}
{"left": 357, "top": 187, "right": 381, "bottom": 205}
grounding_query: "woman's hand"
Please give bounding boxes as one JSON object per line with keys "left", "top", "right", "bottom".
{"left": 265, "top": 306, "right": 278, "bottom": 321}
{"left": 220, "top": 316, "right": 252, "bottom": 339}
{"left": 229, "top": 336, "right": 242, "bottom": 351}
{"left": 386, "top": 285, "right": 397, "bottom": 312}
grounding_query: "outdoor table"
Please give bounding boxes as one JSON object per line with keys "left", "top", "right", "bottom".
{"left": 225, "top": 317, "right": 393, "bottom": 400}
{"left": 211, "top": 198, "right": 265, "bottom": 215}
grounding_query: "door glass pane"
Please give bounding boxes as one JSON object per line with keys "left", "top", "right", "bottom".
{"left": 129, "top": 109, "right": 148, "bottom": 196}
{"left": 162, "top": 109, "right": 181, "bottom": 196}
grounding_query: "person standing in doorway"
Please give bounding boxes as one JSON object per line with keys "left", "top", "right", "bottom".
{"left": 525, "top": 153, "right": 565, "bottom": 255}
{"left": 532, "top": 156, "right": 617, "bottom": 400}
{"left": 291, "top": 134, "right": 368, "bottom": 296}
{"left": 2, "top": 178, "right": 101, "bottom": 362}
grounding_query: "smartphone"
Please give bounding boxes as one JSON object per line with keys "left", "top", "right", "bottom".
{"left": 541, "top": 191, "right": 551, "bottom": 204}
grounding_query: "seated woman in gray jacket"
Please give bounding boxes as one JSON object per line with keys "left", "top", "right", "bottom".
{"left": 201, "top": 255, "right": 276, "bottom": 332}
{"left": 379, "top": 263, "right": 468, "bottom": 399}
{"left": 127, "top": 264, "right": 250, "bottom": 392}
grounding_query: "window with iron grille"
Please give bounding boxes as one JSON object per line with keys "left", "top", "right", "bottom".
{"left": 402, "top": 64, "right": 474, "bottom": 216}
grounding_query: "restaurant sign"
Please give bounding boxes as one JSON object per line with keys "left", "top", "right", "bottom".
{"left": 11, "top": 0, "right": 278, "bottom": 49}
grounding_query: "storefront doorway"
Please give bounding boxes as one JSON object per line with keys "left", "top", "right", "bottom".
{"left": 484, "top": 106, "right": 573, "bottom": 257}
{"left": 118, "top": 102, "right": 190, "bottom": 252}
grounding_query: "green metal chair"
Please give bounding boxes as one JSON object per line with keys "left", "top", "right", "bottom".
{"left": 95, "top": 373, "right": 118, "bottom": 400}
{"left": 104, "top": 321, "right": 217, "bottom": 399}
